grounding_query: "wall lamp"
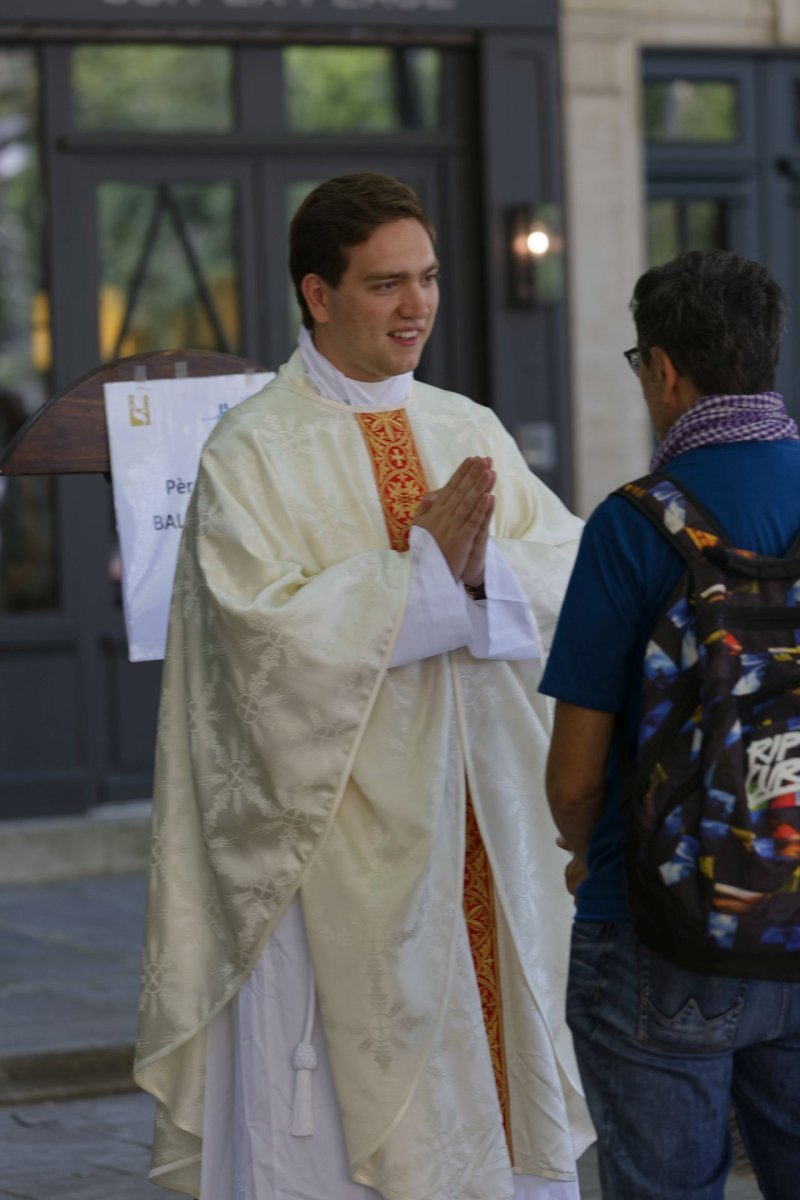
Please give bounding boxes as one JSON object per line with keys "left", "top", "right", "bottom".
{"left": 505, "top": 204, "right": 564, "bottom": 308}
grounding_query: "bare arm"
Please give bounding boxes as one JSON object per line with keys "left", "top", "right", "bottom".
{"left": 546, "top": 701, "right": 616, "bottom": 886}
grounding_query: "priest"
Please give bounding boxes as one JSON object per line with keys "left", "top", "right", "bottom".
{"left": 135, "top": 172, "right": 593, "bottom": 1200}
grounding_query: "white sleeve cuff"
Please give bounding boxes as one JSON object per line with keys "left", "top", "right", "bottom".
{"left": 388, "top": 526, "right": 473, "bottom": 668}
{"left": 465, "top": 539, "right": 541, "bottom": 662}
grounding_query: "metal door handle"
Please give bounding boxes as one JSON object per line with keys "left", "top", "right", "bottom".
{"left": 775, "top": 157, "right": 800, "bottom": 181}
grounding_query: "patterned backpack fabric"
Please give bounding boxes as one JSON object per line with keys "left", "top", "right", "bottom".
{"left": 616, "top": 472, "right": 800, "bottom": 980}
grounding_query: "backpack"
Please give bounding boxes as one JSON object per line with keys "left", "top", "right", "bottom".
{"left": 616, "top": 471, "right": 800, "bottom": 980}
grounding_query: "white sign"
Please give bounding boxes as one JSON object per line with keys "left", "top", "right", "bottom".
{"left": 104, "top": 371, "right": 274, "bottom": 662}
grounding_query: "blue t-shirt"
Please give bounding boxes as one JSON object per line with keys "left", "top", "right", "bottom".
{"left": 539, "top": 439, "right": 800, "bottom": 922}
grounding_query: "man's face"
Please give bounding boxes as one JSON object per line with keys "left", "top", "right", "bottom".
{"left": 637, "top": 346, "right": 686, "bottom": 441}
{"left": 639, "top": 353, "right": 670, "bottom": 438}
{"left": 307, "top": 218, "right": 439, "bottom": 382}
{"left": 637, "top": 345, "right": 697, "bottom": 439}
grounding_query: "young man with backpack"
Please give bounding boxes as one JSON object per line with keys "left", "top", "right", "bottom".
{"left": 541, "top": 249, "right": 800, "bottom": 1200}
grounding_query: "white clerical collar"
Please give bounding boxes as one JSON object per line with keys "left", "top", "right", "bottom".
{"left": 298, "top": 325, "right": 413, "bottom": 409}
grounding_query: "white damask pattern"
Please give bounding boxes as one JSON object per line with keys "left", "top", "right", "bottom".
{"left": 135, "top": 353, "right": 592, "bottom": 1198}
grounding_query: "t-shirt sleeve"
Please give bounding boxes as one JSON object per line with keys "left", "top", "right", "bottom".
{"left": 539, "top": 497, "right": 653, "bottom": 713}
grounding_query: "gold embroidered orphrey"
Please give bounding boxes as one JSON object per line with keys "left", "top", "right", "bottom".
{"left": 356, "top": 406, "right": 513, "bottom": 1148}
{"left": 134, "top": 350, "right": 594, "bottom": 1198}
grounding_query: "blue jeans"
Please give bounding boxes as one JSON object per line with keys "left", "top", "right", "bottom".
{"left": 567, "top": 921, "right": 800, "bottom": 1199}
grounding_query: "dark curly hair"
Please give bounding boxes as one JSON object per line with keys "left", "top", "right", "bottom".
{"left": 289, "top": 173, "right": 436, "bottom": 330}
{"left": 631, "top": 250, "right": 787, "bottom": 395}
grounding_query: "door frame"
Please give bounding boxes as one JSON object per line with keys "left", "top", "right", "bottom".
{"left": 643, "top": 50, "right": 800, "bottom": 415}
{"left": 0, "top": 25, "right": 569, "bottom": 817}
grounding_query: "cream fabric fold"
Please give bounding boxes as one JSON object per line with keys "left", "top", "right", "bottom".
{"left": 464, "top": 537, "right": 542, "bottom": 661}
{"left": 389, "top": 527, "right": 540, "bottom": 668}
{"left": 135, "top": 351, "right": 592, "bottom": 1198}
{"left": 388, "top": 526, "right": 474, "bottom": 667}
{"left": 200, "top": 894, "right": 582, "bottom": 1200}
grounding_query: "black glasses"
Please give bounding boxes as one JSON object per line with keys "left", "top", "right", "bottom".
{"left": 623, "top": 347, "right": 643, "bottom": 375}
{"left": 624, "top": 346, "right": 684, "bottom": 377}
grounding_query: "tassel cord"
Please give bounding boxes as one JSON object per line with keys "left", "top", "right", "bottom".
{"left": 290, "top": 955, "right": 318, "bottom": 1137}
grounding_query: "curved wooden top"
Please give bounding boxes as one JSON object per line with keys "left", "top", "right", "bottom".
{"left": 0, "top": 349, "right": 268, "bottom": 476}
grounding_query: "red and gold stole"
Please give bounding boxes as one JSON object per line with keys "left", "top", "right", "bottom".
{"left": 356, "top": 409, "right": 513, "bottom": 1155}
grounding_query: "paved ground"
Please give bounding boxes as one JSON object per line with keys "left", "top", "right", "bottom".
{"left": 0, "top": 1090, "right": 603, "bottom": 1200}
{"left": 0, "top": 1089, "right": 763, "bottom": 1200}
{"left": 0, "top": 873, "right": 145, "bottom": 1105}
{"left": 0, "top": 874, "right": 145, "bottom": 1063}
{"left": 0, "top": 1092, "right": 160, "bottom": 1200}
{"left": 0, "top": 873, "right": 763, "bottom": 1197}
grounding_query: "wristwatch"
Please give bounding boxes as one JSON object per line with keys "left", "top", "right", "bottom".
{"left": 464, "top": 582, "right": 487, "bottom": 602}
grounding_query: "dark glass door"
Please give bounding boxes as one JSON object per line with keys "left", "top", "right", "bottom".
{"left": 47, "top": 155, "right": 260, "bottom": 813}
{"left": 15, "top": 40, "right": 481, "bottom": 817}
{"left": 762, "top": 59, "right": 800, "bottom": 412}
{"left": 644, "top": 52, "right": 800, "bottom": 417}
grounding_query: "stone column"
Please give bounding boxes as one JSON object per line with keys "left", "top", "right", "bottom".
{"left": 561, "top": 0, "right": 650, "bottom": 515}
{"left": 776, "top": 0, "right": 800, "bottom": 44}
{"left": 560, "top": 0, "right": 784, "bottom": 514}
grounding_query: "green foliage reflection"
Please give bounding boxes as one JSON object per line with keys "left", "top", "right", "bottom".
{"left": 644, "top": 80, "right": 738, "bottom": 143}
{"left": 98, "top": 182, "right": 240, "bottom": 358}
{"left": 647, "top": 199, "right": 728, "bottom": 268}
{"left": 0, "top": 50, "right": 56, "bottom": 610}
{"left": 285, "top": 46, "right": 441, "bottom": 133}
{"left": 0, "top": 49, "right": 45, "bottom": 413}
{"left": 72, "top": 45, "right": 234, "bottom": 133}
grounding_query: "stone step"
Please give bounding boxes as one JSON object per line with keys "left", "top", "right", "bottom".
{"left": 0, "top": 1045, "right": 136, "bottom": 1106}
{"left": 0, "top": 873, "right": 146, "bottom": 1106}
{"left": 0, "top": 801, "right": 150, "bottom": 886}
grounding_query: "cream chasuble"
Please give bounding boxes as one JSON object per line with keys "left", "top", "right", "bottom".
{"left": 135, "top": 351, "right": 593, "bottom": 1198}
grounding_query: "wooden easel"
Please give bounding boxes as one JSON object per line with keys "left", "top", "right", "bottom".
{"left": 0, "top": 349, "right": 268, "bottom": 476}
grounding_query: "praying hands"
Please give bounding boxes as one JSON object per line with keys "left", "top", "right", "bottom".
{"left": 412, "top": 456, "right": 495, "bottom": 586}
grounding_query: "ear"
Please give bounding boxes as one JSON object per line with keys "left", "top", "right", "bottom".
{"left": 648, "top": 346, "right": 684, "bottom": 412}
{"left": 300, "top": 274, "right": 331, "bottom": 326}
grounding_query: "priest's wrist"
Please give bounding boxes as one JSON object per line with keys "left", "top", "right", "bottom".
{"left": 464, "top": 580, "right": 486, "bottom": 602}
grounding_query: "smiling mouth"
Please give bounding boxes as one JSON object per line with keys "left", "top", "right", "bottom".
{"left": 389, "top": 330, "right": 423, "bottom": 344}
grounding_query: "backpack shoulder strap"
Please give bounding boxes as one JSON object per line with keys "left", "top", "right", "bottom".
{"left": 613, "top": 471, "right": 732, "bottom": 565}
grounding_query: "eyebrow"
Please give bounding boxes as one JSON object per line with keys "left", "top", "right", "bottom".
{"left": 362, "top": 262, "right": 440, "bottom": 283}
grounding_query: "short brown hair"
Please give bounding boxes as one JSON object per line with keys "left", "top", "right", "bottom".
{"left": 289, "top": 172, "right": 436, "bottom": 329}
